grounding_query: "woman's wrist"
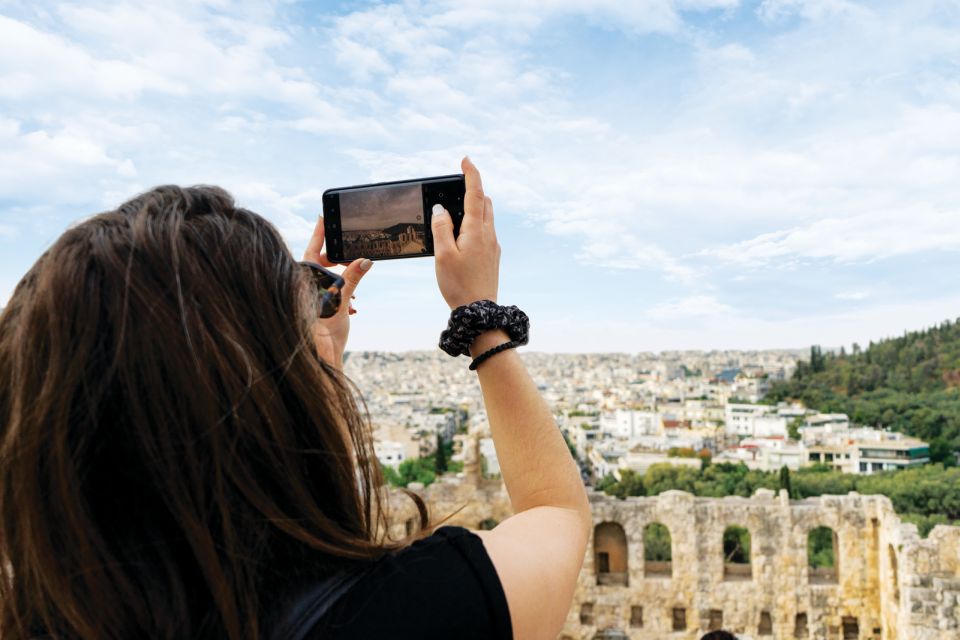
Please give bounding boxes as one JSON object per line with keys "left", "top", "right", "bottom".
{"left": 469, "top": 329, "right": 511, "bottom": 359}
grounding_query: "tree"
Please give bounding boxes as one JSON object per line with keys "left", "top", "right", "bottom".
{"left": 788, "top": 416, "right": 804, "bottom": 441}
{"left": 779, "top": 465, "right": 794, "bottom": 499}
{"left": 434, "top": 433, "right": 447, "bottom": 473}
{"left": 386, "top": 459, "right": 437, "bottom": 488}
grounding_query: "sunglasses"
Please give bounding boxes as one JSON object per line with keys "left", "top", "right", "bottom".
{"left": 299, "top": 261, "right": 345, "bottom": 318}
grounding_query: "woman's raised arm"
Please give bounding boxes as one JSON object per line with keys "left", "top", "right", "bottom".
{"left": 431, "top": 157, "right": 591, "bottom": 640}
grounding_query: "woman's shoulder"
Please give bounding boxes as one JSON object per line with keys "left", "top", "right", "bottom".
{"left": 315, "top": 525, "right": 513, "bottom": 640}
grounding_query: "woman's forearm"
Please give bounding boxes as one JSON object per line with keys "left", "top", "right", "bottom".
{"left": 471, "top": 330, "right": 590, "bottom": 520}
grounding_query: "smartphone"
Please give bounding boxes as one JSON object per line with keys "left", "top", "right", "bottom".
{"left": 322, "top": 174, "right": 465, "bottom": 263}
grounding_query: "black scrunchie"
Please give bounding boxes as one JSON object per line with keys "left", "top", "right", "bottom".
{"left": 439, "top": 300, "right": 529, "bottom": 357}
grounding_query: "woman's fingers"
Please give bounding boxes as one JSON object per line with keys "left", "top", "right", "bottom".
{"left": 431, "top": 204, "right": 457, "bottom": 257}
{"left": 461, "top": 156, "right": 485, "bottom": 235}
{"left": 304, "top": 216, "right": 336, "bottom": 267}
{"left": 338, "top": 257, "right": 373, "bottom": 305}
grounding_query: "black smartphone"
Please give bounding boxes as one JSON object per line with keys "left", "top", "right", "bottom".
{"left": 322, "top": 174, "right": 465, "bottom": 263}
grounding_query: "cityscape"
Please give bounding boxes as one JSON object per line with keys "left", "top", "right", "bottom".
{"left": 348, "top": 348, "right": 934, "bottom": 490}
{"left": 348, "top": 334, "right": 960, "bottom": 639}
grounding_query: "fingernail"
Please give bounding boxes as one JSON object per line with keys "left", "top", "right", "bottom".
{"left": 318, "top": 214, "right": 323, "bottom": 222}
{"left": 360, "top": 258, "right": 373, "bottom": 271}
{"left": 432, "top": 204, "right": 447, "bottom": 217}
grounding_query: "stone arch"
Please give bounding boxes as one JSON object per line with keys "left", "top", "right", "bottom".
{"left": 888, "top": 544, "right": 900, "bottom": 602}
{"left": 643, "top": 522, "right": 672, "bottom": 578}
{"left": 722, "top": 524, "right": 752, "bottom": 581}
{"left": 594, "top": 521, "right": 629, "bottom": 586}
{"left": 808, "top": 526, "right": 839, "bottom": 584}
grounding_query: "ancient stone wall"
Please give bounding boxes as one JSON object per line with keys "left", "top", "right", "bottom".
{"left": 389, "top": 454, "right": 958, "bottom": 639}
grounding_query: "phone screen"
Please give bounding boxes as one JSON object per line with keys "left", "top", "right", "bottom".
{"left": 340, "top": 182, "right": 428, "bottom": 259}
{"left": 323, "top": 175, "right": 464, "bottom": 262}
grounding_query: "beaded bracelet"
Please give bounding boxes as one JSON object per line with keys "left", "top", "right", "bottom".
{"left": 469, "top": 340, "right": 521, "bottom": 371}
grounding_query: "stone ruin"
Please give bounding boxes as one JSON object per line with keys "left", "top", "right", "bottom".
{"left": 388, "top": 437, "right": 959, "bottom": 639}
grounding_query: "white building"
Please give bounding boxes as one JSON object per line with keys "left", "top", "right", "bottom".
{"left": 724, "top": 403, "right": 771, "bottom": 437}
{"left": 588, "top": 442, "right": 627, "bottom": 480}
{"left": 374, "top": 440, "right": 406, "bottom": 469}
{"left": 740, "top": 437, "right": 806, "bottom": 471}
{"left": 600, "top": 409, "right": 658, "bottom": 440}
{"left": 803, "top": 427, "right": 929, "bottom": 474}
{"left": 479, "top": 437, "right": 501, "bottom": 476}
{"left": 753, "top": 415, "right": 788, "bottom": 438}
{"left": 804, "top": 412, "right": 850, "bottom": 431}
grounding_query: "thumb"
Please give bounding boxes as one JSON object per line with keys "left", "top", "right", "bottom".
{"left": 430, "top": 204, "right": 456, "bottom": 256}
{"left": 339, "top": 258, "right": 373, "bottom": 301}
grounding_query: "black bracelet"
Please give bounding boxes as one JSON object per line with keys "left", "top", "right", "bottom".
{"left": 469, "top": 340, "right": 521, "bottom": 371}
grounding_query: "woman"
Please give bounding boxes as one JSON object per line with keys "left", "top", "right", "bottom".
{"left": 0, "top": 158, "right": 591, "bottom": 639}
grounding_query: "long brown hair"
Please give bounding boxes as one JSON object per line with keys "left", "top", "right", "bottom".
{"left": 0, "top": 186, "right": 428, "bottom": 639}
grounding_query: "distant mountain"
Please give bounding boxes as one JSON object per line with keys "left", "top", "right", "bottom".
{"left": 765, "top": 318, "right": 960, "bottom": 462}
{"left": 383, "top": 222, "right": 420, "bottom": 237}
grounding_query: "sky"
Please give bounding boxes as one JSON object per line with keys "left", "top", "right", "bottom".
{"left": 340, "top": 183, "right": 422, "bottom": 230}
{"left": 1, "top": 0, "right": 959, "bottom": 352}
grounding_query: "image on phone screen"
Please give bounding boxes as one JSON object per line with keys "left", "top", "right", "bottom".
{"left": 324, "top": 174, "right": 464, "bottom": 262}
{"left": 340, "top": 184, "right": 427, "bottom": 259}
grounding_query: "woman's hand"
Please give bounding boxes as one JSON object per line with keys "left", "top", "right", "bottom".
{"left": 303, "top": 217, "right": 372, "bottom": 367}
{"left": 431, "top": 157, "right": 500, "bottom": 309}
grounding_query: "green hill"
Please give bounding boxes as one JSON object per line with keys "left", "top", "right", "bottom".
{"left": 765, "top": 318, "right": 960, "bottom": 462}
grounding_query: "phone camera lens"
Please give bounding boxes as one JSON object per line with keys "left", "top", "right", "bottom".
{"left": 438, "top": 192, "right": 444, "bottom": 198}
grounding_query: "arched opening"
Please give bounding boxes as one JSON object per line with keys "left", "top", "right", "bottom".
{"left": 580, "top": 602, "right": 594, "bottom": 625}
{"left": 643, "top": 522, "right": 672, "bottom": 578}
{"left": 672, "top": 607, "right": 687, "bottom": 631}
{"left": 889, "top": 545, "right": 900, "bottom": 602}
{"left": 722, "top": 525, "right": 751, "bottom": 581}
{"left": 630, "top": 606, "right": 643, "bottom": 628}
{"left": 758, "top": 611, "right": 773, "bottom": 635}
{"left": 594, "top": 521, "right": 628, "bottom": 586}
{"left": 707, "top": 609, "right": 723, "bottom": 631}
{"left": 842, "top": 616, "right": 859, "bottom": 639}
{"left": 793, "top": 612, "right": 808, "bottom": 638}
{"left": 808, "top": 526, "right": 839, "bottom": 584}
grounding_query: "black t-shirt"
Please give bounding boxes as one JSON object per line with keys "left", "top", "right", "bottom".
{"left": 309, "top": 526, "right": 513, "bottom": 639}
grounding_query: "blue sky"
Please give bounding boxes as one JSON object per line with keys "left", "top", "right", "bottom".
{"left": 1, "top": 0, "right": 959, "bottom": 352}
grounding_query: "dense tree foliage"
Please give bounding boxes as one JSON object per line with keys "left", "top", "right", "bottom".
{"left": 384, "top": 458, "right": 436, "bottom": 488}
{"left": 597, "top": 463, "right": 960, "bottom": 537}
{"left": 808, "top": 526, "right": 836, "bottom": 569}
{"left": 723, "top": 526, "right": 751, "bottom": 564}
{"left": 766, "top": 319, "right": 960, "bottom": 460}
{"left": 383, "top": 437, "right": 461, "bottom": 488}
{"left": 643, "top": 523, "right": 672, "bottom": 562}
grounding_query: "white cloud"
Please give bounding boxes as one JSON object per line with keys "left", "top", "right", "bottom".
{"left": 648, "top": 295, "right": 733, "bottom": 320}
{"left": 835, "top": 290, "right": 870, "bottom": 301}
{"left": 0, "top": 118, "right": 136, "bottom": 193}
{"left": 756, "top": 0, "right": 866, "bottom": 23}
{"left": 706, "top": 205, "right": 960, "bottom": 266}
{"left": 523, "top": 293, "right": 960, "bottom": 353}
{"left": 227, "top": 182, "right": 323, "bottom": 250}
{"left": 0, "top": 14, "right": 178, "bottom": 99}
